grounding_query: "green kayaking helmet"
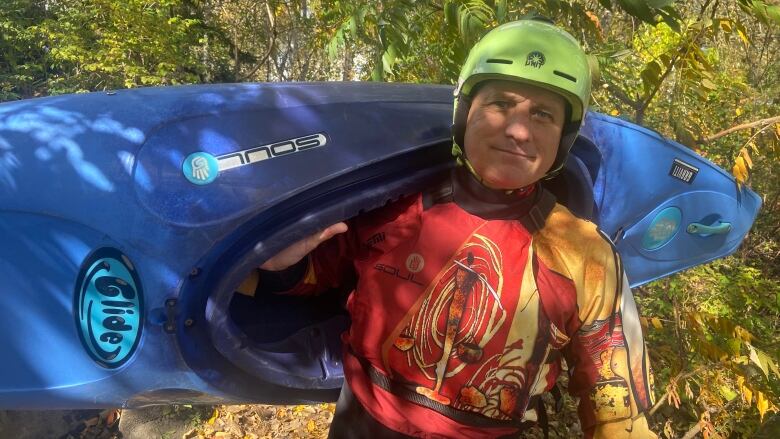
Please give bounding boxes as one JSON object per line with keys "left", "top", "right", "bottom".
{"left": 452, "top": 18, "right": 591, "bottom": 180}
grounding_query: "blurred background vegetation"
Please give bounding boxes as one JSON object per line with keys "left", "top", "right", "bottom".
{"left": 2, "top": 0, "right": 779, "bottom": 437}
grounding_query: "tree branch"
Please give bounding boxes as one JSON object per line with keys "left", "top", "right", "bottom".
{"left": 700, "top": 115, "right": 780, "bottom": 144}
{"left": 238, "top": 2, "right": 277, "bottom": 81}
{"left": 680, "top": 421, "right": 704, "bottom": 439}
{"left": 681, "top": 398, "right": 737, "bottom": 439}
{"left": 637, "top": 50, "right": 680, "bottom": 123}
{"left": 635, "top": 0, "right": 715, "bottom": 124}
{"left": 649, "top": 363, "right": 718, "bottom": 417}
{"left": 605, "top": 82, "right": 641, "bottom": 110}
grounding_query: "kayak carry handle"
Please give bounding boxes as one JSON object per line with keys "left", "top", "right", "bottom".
{"left": 686, "top": 221, "right": 732, "bottom": 235}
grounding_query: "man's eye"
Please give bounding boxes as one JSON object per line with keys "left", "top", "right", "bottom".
{"left": 490, "top": 100, "right": 511, "bottom": 109}
{"left": 533, "top": 110, "right": 554, "bottom": 121}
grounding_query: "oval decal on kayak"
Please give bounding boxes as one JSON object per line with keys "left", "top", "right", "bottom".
{"left": 74, "top": 248, "right": 144, "bottom": 369}
{"left": 641, "top": 206, "right": 682, "bottom": 251}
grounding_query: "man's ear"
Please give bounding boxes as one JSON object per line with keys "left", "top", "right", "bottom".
{"left": 452, "top": 94, "right": 472, "bottom": 150}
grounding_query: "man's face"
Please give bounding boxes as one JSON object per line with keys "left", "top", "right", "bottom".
{"left": 463, "top": 80, "right": 566, "bottom": 190}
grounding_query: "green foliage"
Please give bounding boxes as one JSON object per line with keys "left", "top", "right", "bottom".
{"left": 37, "top": 0, "right": 208, "bottom": 93}
{"left": 0, "top": 0, "right": 49, "bottom": 100}
{"left": 638, "top": 257, "right": 780, "bottom": 433}
{"left": 738, "top": 0, "right": 780, "bottom": 27}
{"left": 0, "top": 0, "right": 246, "bottom": 99}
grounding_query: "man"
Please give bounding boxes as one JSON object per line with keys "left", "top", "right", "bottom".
{"left": 257, "top": 18, "right": 656, "bottom": 438}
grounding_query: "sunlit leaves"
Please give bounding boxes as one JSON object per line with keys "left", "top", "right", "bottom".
{"left": 640, "top": 59, "right": 664, "bottom": 94}
{"left": 328, "top": 28, "right": 345, "bottom": 61}
{"left": 738, "top": 0, "right": 780, "bottom": 27}
{"left": 495, "top": 0, "right": 507, "bottom": 23}
{"left": 733, "top": 148, "right": 752, "bottom": 188}
{"left": 737, "top": 376, "right": 775, "bottom": 422}
{"left": 736, "top": 22, "right": 752, "bottom": 47}
{"left": 207, "top": 408, "right": 219, "bottom": 425}
{"left": 746, "top": 343, "right": 780, "bottom": 384}
{"left": 34, "top": 0, "right": 208, "bottom": 92}
{"left": 0, "top": 0, "right": 48, "bottom": 100}
{"left": 720, "top": 384, "right": 738, "bottom": 401}
{"left": 585, "top": 10, "right": 604, "bottom": 38}
{"left": 667, "top": 380, "right": 682, "bottom": 409}
{"left": 738, "top": 376, "right": 754, "bottom": 403}
{"left": 640, "top": 255, "right": 780, "bottom": 434}
{"left": 459, "top": 1, "right": 493, "bottom": 41}
{"left": 615, "top": 0, "right": 674, "bottom": 24}
{"left": 324, "top": 0, "right": 419, "bottom": 81}
{"left": 663, "top": 420, "right": 674, "bottom": 438}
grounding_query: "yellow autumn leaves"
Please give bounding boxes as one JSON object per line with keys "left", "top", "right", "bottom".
{"left": 737, "top": 376, "right": 772, "bottom": 421}
{"left": 732, "top": 122, "right": 780, "bottom": 189}
{"left": 732, "top": 146, "right": 753, "bottom": 189}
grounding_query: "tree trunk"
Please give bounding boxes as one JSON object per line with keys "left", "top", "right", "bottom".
{"left": 342, "top": 44, "right": 353, "bottom": 81}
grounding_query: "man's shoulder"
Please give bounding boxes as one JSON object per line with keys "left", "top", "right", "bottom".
{"left": 537, "top": 203, "right": 614, "bottom": 251}
{"left": 533, "top": 203, "right": 619, "bottom": 278}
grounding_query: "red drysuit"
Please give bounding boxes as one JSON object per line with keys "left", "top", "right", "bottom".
{"left": 276, "top": 173, "right": 655, "bottom": 438}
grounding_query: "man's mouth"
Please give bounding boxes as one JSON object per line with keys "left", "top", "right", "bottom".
{"left": 492, "top": 146, "right": 535, "bottom": 158}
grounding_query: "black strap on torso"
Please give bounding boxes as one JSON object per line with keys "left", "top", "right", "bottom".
{"left": 350, "top": 348, "right": 535, "bottom": 431}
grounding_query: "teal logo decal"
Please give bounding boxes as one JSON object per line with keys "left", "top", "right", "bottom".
{"left": 183, "top": 152, "right": 219, "bottom": 185}
{"left": 75, "top": 248, "right": 143, "bottom": 369}
{"left": 642, "top": 207, "right": 682, "bottom": 251}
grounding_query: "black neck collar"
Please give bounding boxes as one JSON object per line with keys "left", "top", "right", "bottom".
{"left": 424, "top": 167, "right": 557, "bottom": 230}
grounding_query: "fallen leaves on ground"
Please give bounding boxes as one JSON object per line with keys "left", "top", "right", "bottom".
{"left": 182, "top": 403, "right": 335, "bottom": 439}
{"left": 60, "top": 409, "right": 122, "bottom": 439}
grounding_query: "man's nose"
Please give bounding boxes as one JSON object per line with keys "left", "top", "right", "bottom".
{"left": 505, "top": 111, "right": 532, "bottom": 142}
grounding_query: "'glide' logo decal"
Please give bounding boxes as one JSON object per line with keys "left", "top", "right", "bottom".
{"left": 75, "top": 248, "right": 144, "bottom": 369}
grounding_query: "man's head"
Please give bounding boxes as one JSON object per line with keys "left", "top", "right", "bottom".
{"left": 452, "top": 19, "right": 591, "bottom": 189}
{"left": 463, "top": 80, "right": 566, "bottom": 189}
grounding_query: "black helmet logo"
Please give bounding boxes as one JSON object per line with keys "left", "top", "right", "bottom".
{"left": 525, "top": 51, "right": 546, "bottom": 68}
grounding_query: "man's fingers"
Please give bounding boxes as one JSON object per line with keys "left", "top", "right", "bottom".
{"left": 317, "top": 222, "right": 348, "bottom": 241}
{"left": 300, "top": 222, "right": 348, "bottom": 255}
{"left": 259, "top": 222, "right": 348, "bottom": 271}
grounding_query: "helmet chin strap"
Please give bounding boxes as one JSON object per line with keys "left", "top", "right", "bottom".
{"left": 453, "top": 149, "right": 534, "bottom": 195}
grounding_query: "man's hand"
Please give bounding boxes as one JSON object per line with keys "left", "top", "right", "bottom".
{"left": 259, "top": 222, "right": 348, "bottom": 271}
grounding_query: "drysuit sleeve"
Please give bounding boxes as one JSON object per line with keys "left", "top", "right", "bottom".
{"left": 563, "top": 239, "right": 657, "bottom": 439}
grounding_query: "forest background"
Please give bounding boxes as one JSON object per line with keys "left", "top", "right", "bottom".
{"left": 1, "top": 0, "right": 779, "bottom": 437}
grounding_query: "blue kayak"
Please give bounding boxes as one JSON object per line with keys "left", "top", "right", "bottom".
{"left": 0, "top": 83, "right": 761, "bottom": 408}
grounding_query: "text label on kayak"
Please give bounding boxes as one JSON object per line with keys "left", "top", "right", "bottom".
{"left": 74, "top": 248, "right": 144, "bottom": 369}
{"left": 181, "top": 133, "right": 328, "bottom": 184}
{"left": 216, "top": 133, "right": 328, "bottom": 171}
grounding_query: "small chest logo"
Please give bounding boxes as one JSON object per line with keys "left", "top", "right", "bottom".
{"left": 526, "top": 51, "right": 546, "bottom": 68}
{"left": 74, "top": 248, "right": 144, "bottom": 369}
{"left": 365, "top": 232, "right": 386, "bottom": 248}
{"left": 406, "top": 253, "right": 425, "bottom": 273}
